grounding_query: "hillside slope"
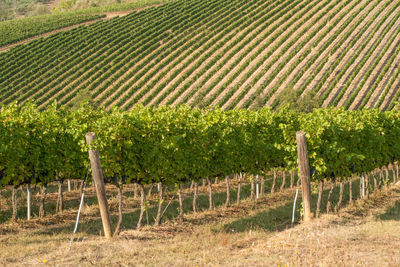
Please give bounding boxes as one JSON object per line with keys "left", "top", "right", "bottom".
{"left": 1, "top": 0, "right": 400, "bottom": 110}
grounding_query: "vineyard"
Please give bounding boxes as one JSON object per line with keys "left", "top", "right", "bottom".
{"left": 1, "top": 103, "right": 400, "bottom": 227}
{"left": 0, "top": 0, "right": 400, "bottom": 110}
{"left": 0, "top": 0, "right": 170, "bottom": 47}
{"left": 0, "top": 13, "right": 107, "bottom": 47}
{"left": 1, "top": 0, "right": 400, "bottom": 264}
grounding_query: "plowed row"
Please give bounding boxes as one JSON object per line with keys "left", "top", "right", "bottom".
{"left": 1, "top": 0, "right": 399, "bottom": 110}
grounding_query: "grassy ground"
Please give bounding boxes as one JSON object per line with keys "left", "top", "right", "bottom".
{"left": 0, "top": 175, "right": 399, "bottom": 266}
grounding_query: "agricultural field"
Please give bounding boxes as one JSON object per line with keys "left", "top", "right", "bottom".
{"left": 1, "top": 105, "right": 400, "bottom": 265}
{"left": 1, "top": 164, "right": 400, "bottom": 266}
{"left": 0, "top": 0, "right": 170, "bottom": 47}
{"left": 1, "top": 0, "right": 400, "bottom": 110}
{"left": 1, "top": 0, "right": 400, "bottom": 265}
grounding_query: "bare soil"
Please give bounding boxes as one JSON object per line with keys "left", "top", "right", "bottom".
{"left": 1, "top": 178, "right": 399, "bottom": 266}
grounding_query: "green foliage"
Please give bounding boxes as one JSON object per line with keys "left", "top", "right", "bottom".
{"left": 277, "top": 87, "right": 322, "bottom": 113}
{"left": 1, "top": 103, "right": 400, "bottom": 189}
{"left": 0, "top": 13, "right": 104, "bottom": 46}
{"left": 1, "top": 0, "right": 398, "bottom": 110}
{"left": 52, "top": 0, "right": 169, "bottom": 13}
{"left": 70, "top": 88, "right": 97, "bottom": 110}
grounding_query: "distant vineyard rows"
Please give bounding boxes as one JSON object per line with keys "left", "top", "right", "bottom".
{"left": 1, "top": 0, "right": 400, "bottom": 110}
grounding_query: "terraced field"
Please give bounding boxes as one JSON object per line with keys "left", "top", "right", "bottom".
{"left": 1, "top": 0, "right": 400, "bottom": 110}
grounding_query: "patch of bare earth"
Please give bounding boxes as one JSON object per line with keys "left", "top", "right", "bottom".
{"left": 1, "top": 183, "right": 400, "bottom": 266}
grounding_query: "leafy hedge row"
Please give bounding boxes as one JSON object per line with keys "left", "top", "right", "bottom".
{"left": 1, "top": 102, "right": 399, "bottom": 188}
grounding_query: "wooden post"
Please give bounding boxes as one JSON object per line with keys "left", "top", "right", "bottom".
{"left": 86, "top": 132, "right": 113, "bottom": 239}
{"left": 296, "top": 131, "right": 313, "bottom": 223}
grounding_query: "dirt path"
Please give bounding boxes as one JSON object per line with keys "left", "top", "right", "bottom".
{"left": 0, "top": 20, "right": 101, "bottom": 53}
{"left": 0, "top": 6, "right": 160, "bottom": 54}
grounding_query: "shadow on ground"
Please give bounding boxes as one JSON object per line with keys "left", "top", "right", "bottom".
{"left": 221, "top": 177, "right": 365, "bottom": 233}
{"left": 378, "top": 188, "right": 400, "bottom": 221}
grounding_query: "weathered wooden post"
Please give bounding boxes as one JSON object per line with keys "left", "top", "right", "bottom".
{"left": 86, "top": 132, "right": 113, "bottom": 238}
{"left": 296, "top": 131, "right": 313, "bottom": 223}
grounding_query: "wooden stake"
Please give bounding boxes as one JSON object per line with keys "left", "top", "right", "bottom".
{"left": 280, "top": 171, "right": 286, "bottom": 190}
{"left": 192, "top": 182, "right": 198, "bottom": 213}
{"left": 155, "top": 182, "right": 164, "bottom": 225}
{"left": 57, "top": 180, "right": 63, "bottom": 213}
{"left": 316, "top": 180, "right": 324, "bottom": 218}
{"left": 237, "top": 173, "right": 242, "bottom": 205}
{"left": 39, "top": 185, "right": 47, "bottom": 219}
{"left": 290, "top": 170, "right": 295, "bottom": 188}
{"left": 335, "top": 181, "right": 344, "bottom": 212}
{"left": 207, "top": 177, "right": 214, "bottom": 210}
{"left": 250, "top": 175, "right": 255, "bottom": 199}
{"left": 178, "top": 184, "right": 184, "bottom": 222}
{"left": 114, "top": 184, "right": 123, "bottom": 236}
{"left": 86, "top": 132, "right": 113, "bottom": 239}
{"left": 225, "top": 176, "right": 231, "bottom": 207}
{"left": 296, "top": 131, "right": 313, "bottom": 222}
{"left": 326, "top": 182, "right": 334, "bottom": 213}
{"left": 349, "top": 176, "right": 353, "bottom": 204}
{"left": 27, "top": 184, "right": 31, "bottom": 220}
{"left": 133, "top": 183, "right": 138, "bottom": 199}
{"left": 137, "top": 184, "right": 145, "bottom": 229}
{"left": 271, "top": 171, "right": 276, "bottom": 194}
{"left": 260, "top": 175, "right": 265, "bottom": 196}
{"left": 12, "top": 186, "right": 18, "bottom": 221}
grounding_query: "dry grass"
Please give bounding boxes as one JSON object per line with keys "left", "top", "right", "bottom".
{"left": 0, "top": 182, "right": 399, "bottom": 266}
